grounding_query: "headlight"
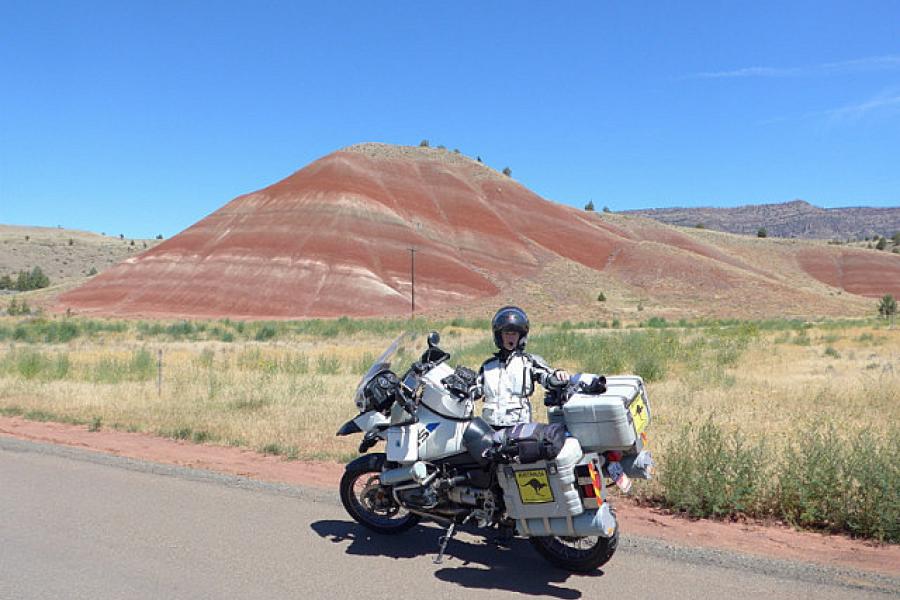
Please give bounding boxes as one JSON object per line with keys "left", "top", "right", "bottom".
{"left": 363, "top": 370, "right": 399, "bottom": 412}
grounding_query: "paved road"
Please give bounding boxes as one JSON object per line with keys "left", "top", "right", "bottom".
{"left": 1, "top": 437, "right": 896, "bottom": 599}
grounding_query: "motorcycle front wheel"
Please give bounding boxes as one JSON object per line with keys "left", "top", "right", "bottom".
{"left": 340, "top": 465, "right": 421, "bottom": 534}
{"left": 529, "top": 529, "right": 619, "bottom": 572}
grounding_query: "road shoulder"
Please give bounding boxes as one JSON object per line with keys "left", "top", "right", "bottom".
{"left": 2, "top": 415, "right": 898, "bottom": 581}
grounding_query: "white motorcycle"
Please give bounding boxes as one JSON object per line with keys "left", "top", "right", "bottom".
{"left": 336, "top": 332, "right": 653, "bottom": 572}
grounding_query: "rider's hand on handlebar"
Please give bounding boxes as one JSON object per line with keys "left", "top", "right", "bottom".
{"left": 545, "top": 371, "right": 569, "bottom": 389}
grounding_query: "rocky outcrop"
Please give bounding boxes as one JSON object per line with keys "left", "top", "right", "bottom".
{"left": 624, "top": 200, "right": 900, "bottom": 241}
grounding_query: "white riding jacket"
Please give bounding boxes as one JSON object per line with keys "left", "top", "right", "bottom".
{"left": 476, "top": 351, "right": 555, "bottom": 427}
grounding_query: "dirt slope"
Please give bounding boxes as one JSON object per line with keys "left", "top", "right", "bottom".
{"left": 54, "top": 144, "right": 898, "bottom": 320}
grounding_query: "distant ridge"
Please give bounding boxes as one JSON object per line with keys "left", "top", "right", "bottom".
{"left": 623, "top": 200, "right": 900, "bottom": 240}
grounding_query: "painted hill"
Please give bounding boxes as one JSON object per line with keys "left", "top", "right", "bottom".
{"left": 622, "top": 200, "right": 900, "bottom": 241}
{"left": 55, "top": 144, "right": 900, "bottom": 320}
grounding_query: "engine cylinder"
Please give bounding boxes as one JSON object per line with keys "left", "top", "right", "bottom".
{"left": 380, "top": 461, "right": 427, "bottom": 486}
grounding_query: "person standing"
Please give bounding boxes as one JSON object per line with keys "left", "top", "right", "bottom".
{"left": 471, "top": 306, "right": 570, "bottom": 428}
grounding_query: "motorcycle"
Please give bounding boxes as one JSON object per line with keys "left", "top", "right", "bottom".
{"left": 336, "top": 331, "right": 653, "bottom": 572}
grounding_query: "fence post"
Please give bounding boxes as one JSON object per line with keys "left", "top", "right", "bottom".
{"left": 157, "top": 349, "right": 163, "bottom": 397}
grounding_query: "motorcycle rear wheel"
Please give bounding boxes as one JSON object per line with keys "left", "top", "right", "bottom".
{"left": 340, "top": 466, "right": 421, "bottom": 534}
{"left": 529, "top": 529, "right": 619, "bottom": 572}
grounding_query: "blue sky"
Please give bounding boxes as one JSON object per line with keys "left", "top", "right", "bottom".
{"left": 1, "top": 1, "right": 899, "bottom": 238}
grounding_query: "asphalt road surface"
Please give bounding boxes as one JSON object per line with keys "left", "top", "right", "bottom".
{"left": 1, "top": 437, "right": 896, "bottom": 599}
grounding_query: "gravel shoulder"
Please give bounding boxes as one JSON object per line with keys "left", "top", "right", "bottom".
{"left": 2, "top": 415, "right": 898, "bottom": 583}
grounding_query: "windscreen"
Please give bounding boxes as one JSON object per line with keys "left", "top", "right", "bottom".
{"left": 353, "top": 332, "right": 411, "bottom": 409}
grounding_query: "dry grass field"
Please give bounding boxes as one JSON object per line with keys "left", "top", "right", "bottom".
{"left": 1, "top": 315, "right": 897, "bottom": 540}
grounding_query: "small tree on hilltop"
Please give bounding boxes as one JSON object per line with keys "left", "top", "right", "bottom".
{"left": 878, "top": 294, "right": 897, "bottom": 321}
{"left": 502, "top": 167, "right": 512, "bottom": 177}
{"left": 419, "top": 139, "right": 429, "bottom": 147}
{"left": 602, "top": 206, "right": 611, "bottom": 213}
{"left": 585, "top": 200, "right": 595, "bottom": 211}
{"left": 757, "top": 227, "right": 768, "bottom": 238}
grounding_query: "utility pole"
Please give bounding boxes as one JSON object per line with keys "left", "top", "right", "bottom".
{"left": 409, "top": 247, "right": 416, "bottom": 318}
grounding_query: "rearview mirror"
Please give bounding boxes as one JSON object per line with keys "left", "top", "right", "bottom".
{"left": 427, "top": 331, "right": 440, "bottom": 347}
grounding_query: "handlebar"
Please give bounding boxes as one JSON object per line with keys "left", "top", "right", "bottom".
{"left": 545, "top": 373, "right": 567, "bottom": 389}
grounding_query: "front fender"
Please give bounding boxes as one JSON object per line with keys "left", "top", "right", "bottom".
{"left": 345, "top": 452, "right": 387, "bottom": 473}
{"left": 337, "top": 411, "right": 391, "bottom": 436}
{"left": 336, "top": 419, "right": 363, "bottom": 436}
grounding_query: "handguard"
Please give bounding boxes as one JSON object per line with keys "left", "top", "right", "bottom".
{"left": 543, "top": 374, "right": 607, "bottom": 407}
{"left": 441, "top": 365, "right": 478, "bottom": 400}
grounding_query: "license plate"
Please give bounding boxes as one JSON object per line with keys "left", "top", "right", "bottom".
{"left": 629, "top": 396, "right": 649, "bottom": 434}
{"left": 514, "top": 468, "right": 555, "bottom": 504}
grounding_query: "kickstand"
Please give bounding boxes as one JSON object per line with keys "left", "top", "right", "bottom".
{"left": 433, "top": 521, "right": 457, "bottom": 565}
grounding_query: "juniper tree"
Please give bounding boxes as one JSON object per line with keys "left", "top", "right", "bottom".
{"left": 878, "top": 294, "right": 897, "bottom": 319}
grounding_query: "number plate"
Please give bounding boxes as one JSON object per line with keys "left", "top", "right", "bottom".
{"left": 629, "top": 396, "right": 649, "bottom": 434}
{"left": 514, "top": 468, "right": 555, "bottom": 504}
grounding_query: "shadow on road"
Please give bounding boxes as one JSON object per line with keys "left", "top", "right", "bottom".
{"left": 311, "top": 519, "right": 601, "bottom": 598}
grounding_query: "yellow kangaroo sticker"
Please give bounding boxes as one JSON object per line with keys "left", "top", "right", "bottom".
{"left": 629, "top": 396, "right": 649, "bottom": 434}
{"left": 515, "top": 469, "right": 555, "bottom": 504}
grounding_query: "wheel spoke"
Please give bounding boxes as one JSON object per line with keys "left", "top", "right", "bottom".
{"left": 350, "top": 472, "right": 412, "bottom": 526}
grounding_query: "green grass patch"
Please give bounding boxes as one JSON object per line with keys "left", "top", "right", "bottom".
{"left": 315, "top": 355, "right": 341, "bottom": 375}
{"left": 0, "top": 349, "right": 70, "bottom": 381}
{"left": 260, "top": 442, "right": 299, "bottom": 459}
{"left": 0, "top": 406, "right": 24, "bottom": 417}
{"left": 90, "top": 348, "right": 155, "bottom": 383}
{"left": 778, "top": 425, "right": 899, "bottom": 541}
{"left": 658, "top": 419, "right": 767, "bottom": 517}
{"left": 653, "top": 420, "right": 900, "bottom": 542}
